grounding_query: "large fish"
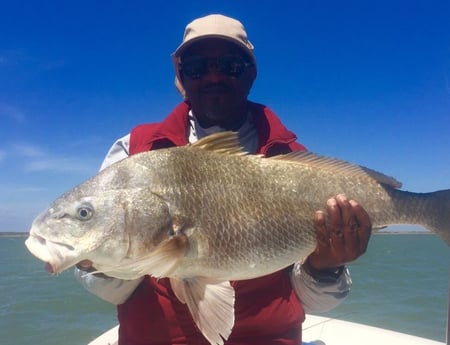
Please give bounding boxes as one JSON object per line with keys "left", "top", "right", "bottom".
{"left": 25, "top": 132, "right": 450, "bottom": 345}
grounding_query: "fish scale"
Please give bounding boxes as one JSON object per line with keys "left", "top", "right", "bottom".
{"left": 25, "top": 131, "right": 450, "bottom": 345}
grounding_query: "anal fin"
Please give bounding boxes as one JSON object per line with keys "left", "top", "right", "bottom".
{"left": 170, "top": 278, "right": 235, "bottom": 345}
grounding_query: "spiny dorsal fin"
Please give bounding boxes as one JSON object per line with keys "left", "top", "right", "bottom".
{"left": 190, "top": 132, "right": 248, "bottom": 156}
{"left": 190, "top": 132, "right": 402, "bottom": 189}
{"left": 271, "top": 151, "right": 402, "bottom": 189}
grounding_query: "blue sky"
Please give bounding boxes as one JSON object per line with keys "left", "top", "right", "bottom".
{"left": 1, "top": 1, "right": 449, "bottom": 232}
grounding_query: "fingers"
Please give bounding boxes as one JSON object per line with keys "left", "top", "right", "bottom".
{"left": 337, "top": 194, "right": 372, "bottom": 259}
{"left": 76, "top": 259, "right": 94, "bottom": 271}
{"left": 314, "top": 210, "right": 329, "bottom": 248}
{"left": 325, "top": 197, "right": 346, "bottom": 256}
{"left": 311, "top": 194, "right": 372, "bottom": 269}
{"left": 349, "top": 199, "right": 372, "bottom": 254}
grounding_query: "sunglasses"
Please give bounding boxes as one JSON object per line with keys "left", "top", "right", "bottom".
{"left": 179, "top": 54, "right": 253, "bottom": 79}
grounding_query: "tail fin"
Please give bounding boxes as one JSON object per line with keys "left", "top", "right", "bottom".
{"left": 426, "top": 189, "right": 450, "bottom": 246}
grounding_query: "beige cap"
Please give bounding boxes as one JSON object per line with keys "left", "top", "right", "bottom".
{"left": 172, "top": 14, "right": 256, "bottom": 98}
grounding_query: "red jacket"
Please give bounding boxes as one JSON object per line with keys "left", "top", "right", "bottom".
{"left": 118, "top": 101, "right": 307, "bottom": 345}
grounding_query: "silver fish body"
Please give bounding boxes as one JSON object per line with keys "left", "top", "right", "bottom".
{"left": 25, "top": 132, "right": 450, "bottom": 345}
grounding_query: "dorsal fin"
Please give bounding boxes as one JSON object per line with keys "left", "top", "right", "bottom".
{"left": 190, "top": 131, "right": 402, "bottom": 189}
{"left": 270, "top": 151, "right": 402, "bottom": 189}
{"left": 190, "top": 132, "right": 248, "bottom": 156}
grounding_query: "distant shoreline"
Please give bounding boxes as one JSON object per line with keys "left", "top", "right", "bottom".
{"left": 0, "top": 232, "right": 28, "bottom": 238}
{"left": 375, "top": 231, "right": 432, "bottom": 235}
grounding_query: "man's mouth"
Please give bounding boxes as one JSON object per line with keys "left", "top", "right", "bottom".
{"left": 201, "top": 84, "right": 230, "bottom": 94}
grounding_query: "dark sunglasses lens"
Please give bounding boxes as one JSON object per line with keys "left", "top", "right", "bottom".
{"left": 218, "top": 56, "right": 246, "bottom": 77}
{"left": 180, "top": 57, "right": 207, "bottom": 79}
{"left": 180, "top": 55, "right": 251, "bottom": 79}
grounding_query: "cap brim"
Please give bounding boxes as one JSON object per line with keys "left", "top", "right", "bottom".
{"left": 173, "top": 35, "right": 255, "bottom": 64}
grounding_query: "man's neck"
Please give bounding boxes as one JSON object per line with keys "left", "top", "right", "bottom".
{"left": 191, "top": 101, "right": 250, "bottom": 131}
{"left": 188, "top": 109, "right": 258, "bottom": 153}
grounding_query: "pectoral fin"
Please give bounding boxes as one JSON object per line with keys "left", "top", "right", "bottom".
{"left": 97, "top": 234, "right": 189, "bottom": 279}
{"left": 170, "top": 278, "right": 235, "bottom": 345}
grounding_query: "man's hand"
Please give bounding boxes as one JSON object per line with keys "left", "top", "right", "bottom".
{"left": 77, "top": 260, "right": 94, "bottom": 271}
{"left": 76, "top": 260, "right": 111, "bottom": 279}
{"left": 306, "top": 194, "right": 372, "bottom": 271}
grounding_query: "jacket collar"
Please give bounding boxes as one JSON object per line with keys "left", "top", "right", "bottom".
{"left": 146, "top": 101, "right": 298, "bottom": 155}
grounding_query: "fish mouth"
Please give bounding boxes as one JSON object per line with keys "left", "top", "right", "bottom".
{"left": 25, "top": 233, "right": 78, "bottom": 274}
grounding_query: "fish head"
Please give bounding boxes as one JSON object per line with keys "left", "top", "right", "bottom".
{"left": 25, "top": 185, "right": 175, "bottom": 277}
{"left": 24, "top": 186, "right": 131, "bottom": 274}
{"left": 25, "top": 157, "right": 176, "bottom": 277}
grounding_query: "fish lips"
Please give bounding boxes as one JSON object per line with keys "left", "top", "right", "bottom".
{"left": 25, "top": 233, "right": 80, "bottom": 275}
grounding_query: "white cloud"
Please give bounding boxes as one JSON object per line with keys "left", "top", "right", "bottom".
{"left": 0, "top": 183, "right": 46, "bottom": 196}
{"left": 0, "top": 103, "right": 26, "bottom": 123}
{"left": 24, "top": 156, "right": 93, "bottom": 174}
{"left": 14, "top": 144, "right": 45, "bottom": 158}
{"left": 0, "top": 201, "right": 45, "bottom": 232}
{"left": 25, "top": 154, "right": 96, "bottom": 175}
{"left": 16, "top": 186, "right": 46, "bottom": 193}
{"left": 0, "top": 141, "right": 101, "bottom": 232}
{"left": 10, "top": 142, "right": 97, "bottom": 175}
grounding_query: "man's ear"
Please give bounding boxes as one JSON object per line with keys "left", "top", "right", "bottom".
{"left": 244, "top": 66, "right": 257, "bottom": 92}
{"left": 175, "top": 75, "right": 187, "bottom": 99}
{"left": 249, "top": 65, "right": 257, "bottom": 82}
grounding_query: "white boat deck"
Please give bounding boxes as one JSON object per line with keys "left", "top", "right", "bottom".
{"left": 302, "top": 315, "right": 445, "bottom": 345}
{"left": 88, "top": 314, "right": 445, "bottom": 345}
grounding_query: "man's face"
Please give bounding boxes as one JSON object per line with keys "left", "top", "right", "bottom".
{"left": 179, "top": 38, "right": 256, "bottom": 129}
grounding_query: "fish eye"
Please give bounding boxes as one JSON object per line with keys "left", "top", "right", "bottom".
{"left": 76, "top": 204, "right": 94, "bottom": 221}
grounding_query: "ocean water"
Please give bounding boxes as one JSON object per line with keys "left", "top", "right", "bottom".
{"left": 318, "top": 233, "right": 449, "bottom": 342}
{"left": 0, "top": 234, "right": 448, "bottom": 345}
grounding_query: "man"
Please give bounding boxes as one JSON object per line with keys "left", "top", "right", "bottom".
{"left": 76, "top": 14, "right": 371, "bottom": 345}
